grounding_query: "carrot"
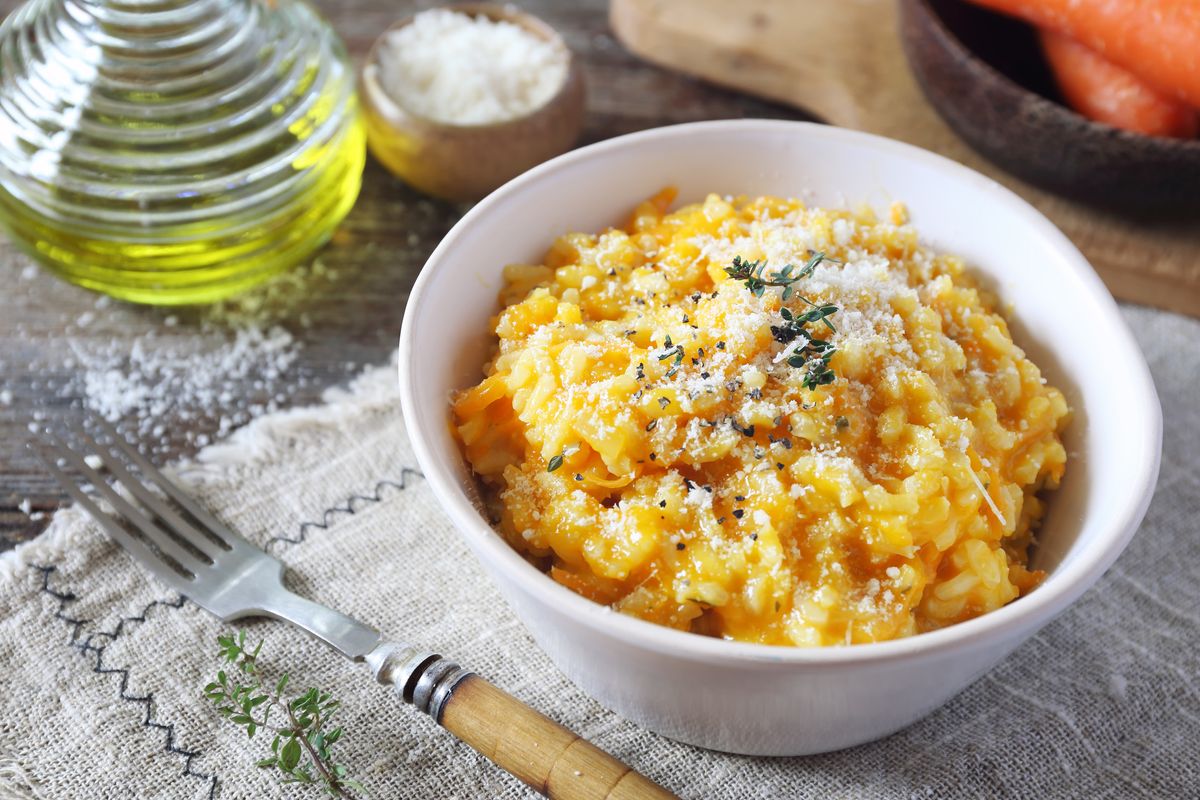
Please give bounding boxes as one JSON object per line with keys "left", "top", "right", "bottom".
{"left": 1039, "top": 29, "right": 1199, "bottom": 138}
{"left": 966, "top": 0, "right": 1200, "bottom": 108}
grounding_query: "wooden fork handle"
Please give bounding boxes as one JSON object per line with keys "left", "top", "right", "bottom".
{"left": 439, "top": 674, "right": 679, "bottom": 800}
{"left": 365, "top": 644, "right": 677, "bottom": 798}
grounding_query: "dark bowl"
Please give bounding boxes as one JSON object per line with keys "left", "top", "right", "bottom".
{"left": 899, "top": 0, "right": 1200, "bottom": 213}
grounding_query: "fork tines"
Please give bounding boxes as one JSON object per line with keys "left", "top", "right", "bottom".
{"left": 31, "top": 417, "right": 234, "bottom": 588}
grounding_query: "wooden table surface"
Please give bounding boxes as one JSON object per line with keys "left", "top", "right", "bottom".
{"left": 0, "top": 0, "right": 812, "bottom": 550}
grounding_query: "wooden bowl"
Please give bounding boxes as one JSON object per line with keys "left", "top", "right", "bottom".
{"left": 899, "top": 0, "right": 1200, "bottom": 213}
{"left": 359, "top": 4, "right": 586, "bottom": 203}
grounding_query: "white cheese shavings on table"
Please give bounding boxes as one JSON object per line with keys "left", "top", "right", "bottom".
{"left": 2, "top": 240, "right": 422, "bottom": 460}
{"left": 69, "top": 264, "right": 334, "bottom": 451}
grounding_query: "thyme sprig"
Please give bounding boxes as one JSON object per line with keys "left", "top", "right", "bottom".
{"left": 772, "top": 305, "right": 840, "bottom": 346}
{"left": 725, "top": 251, "right": 841, "bottom": 301}
{"left": 726, "top": 254, "right": 842, "bottom": 390}
{"left": 203, "top": 631, "right": 364, "bottom": 798}
{"left": 787, "top": 335, "right": 838, "bottom": 390}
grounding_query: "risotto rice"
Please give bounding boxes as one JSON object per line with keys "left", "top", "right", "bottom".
{"left": 452, "top": 189, "right": 1069, "bottom": 646}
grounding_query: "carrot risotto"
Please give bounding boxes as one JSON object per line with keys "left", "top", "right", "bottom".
{"left": 452, "top": 189, "right": 1069, "bottom": 646}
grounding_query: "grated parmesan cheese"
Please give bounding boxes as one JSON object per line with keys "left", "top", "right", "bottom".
{"left": 374, "top": 9, "right": 568, "bottom": 125}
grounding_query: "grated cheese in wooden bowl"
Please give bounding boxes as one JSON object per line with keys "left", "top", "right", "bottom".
{"left": 375, "top": 9, "right": 569, "bottom": 126}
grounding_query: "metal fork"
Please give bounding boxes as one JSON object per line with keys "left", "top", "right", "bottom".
{"left": 34, "top": 418, "right": 676, "bottom": 800}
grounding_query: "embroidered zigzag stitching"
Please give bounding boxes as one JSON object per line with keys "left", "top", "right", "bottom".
{"left": 34, "top": 467, "right": 423, "bottom": 798}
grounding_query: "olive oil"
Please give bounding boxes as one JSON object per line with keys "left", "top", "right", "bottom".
{"left": 0, "top": 0, "right": 366, "bottom": 305}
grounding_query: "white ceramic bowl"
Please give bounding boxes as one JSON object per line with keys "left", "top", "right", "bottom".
{"left": 398, "top": 120, "right": 1161, "bottom": 756}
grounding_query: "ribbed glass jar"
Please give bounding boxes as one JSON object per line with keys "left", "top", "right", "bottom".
{"left": 0, "top": 0, "right": 365, "bottom": 304}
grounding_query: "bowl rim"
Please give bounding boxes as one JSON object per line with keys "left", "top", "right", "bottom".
{"left": 399, "top": 118, "right": 1162, "bottom": 667}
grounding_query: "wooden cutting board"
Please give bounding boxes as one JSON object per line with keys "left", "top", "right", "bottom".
{"left": 610, "top": 0, "right": 1200, "bottom": 318}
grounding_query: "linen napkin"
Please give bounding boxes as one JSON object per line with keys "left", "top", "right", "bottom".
{"left": 0, "top": 305, "right": 1196, "bottom": 799}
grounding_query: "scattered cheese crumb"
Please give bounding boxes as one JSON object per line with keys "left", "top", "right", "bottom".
{"left": 61, "top": 254, "right": 362, "bottom": 456}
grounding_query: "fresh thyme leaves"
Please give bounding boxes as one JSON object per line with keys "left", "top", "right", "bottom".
{"left": 547, "top": 443, "right": 580, "bottom": 472}
{"left": 785, "top": 337, "right": 838, "bottom": 390}
{"left": 204, "top": 631, "right": 364, "bottom": 798}
{"left": 727, "top": 254, "right": 841, "bottom": 389}
{"left": 781, "top": 304, "right": 839, "bottom": 334}
{"left": 725, "top": 251, "right": 842, "bottom": 301}
{"left": 802, "top": 361, "right": 836, "bottom": 390}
